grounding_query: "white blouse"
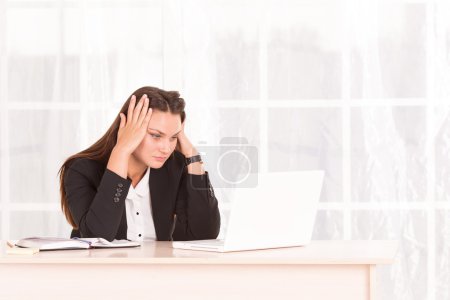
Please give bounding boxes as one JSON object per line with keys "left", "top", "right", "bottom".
{"left": 124, "top": 168, "right": 156, "bottom": 241}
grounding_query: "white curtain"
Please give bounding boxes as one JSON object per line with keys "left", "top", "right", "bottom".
{"left": 1, "top": 0, "right": 449, "bottom": 299}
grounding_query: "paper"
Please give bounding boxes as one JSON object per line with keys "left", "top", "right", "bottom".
{"left": 15, "top": 237, "right": 140, "bottom": 250}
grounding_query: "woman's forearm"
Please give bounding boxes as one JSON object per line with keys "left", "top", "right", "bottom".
{"left": 187, "top": 161, "right": 205, "bottom": 175}
{"left": 107, "top": 146, "right": 130, "bottom": 179}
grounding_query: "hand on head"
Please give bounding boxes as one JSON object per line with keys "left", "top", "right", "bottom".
{"left": 116, "top": 94, "right": 153, "bottom": 155}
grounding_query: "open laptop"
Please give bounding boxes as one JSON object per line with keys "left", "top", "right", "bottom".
{"left": 172, "top": 170, "right": 324, "bottom": 252}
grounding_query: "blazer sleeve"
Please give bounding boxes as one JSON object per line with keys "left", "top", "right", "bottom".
{"left": 172, "top": 170, "right": 221, "bottom": 241}
{"left": 64, "top": 159, "right": 132, "bottom": 241}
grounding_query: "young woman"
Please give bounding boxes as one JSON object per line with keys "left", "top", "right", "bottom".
{"left": 59, "top": 86, "right": 220, "bottom": 242}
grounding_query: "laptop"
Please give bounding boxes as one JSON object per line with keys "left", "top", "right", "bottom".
{"left": 172, "top": 170, "right": 324, "bottom": 252}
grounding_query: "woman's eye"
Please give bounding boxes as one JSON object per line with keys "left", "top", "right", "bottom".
{"left": 171, "top": 137, "right": 178, "bottom": 141}
{"left": 150, "top": 134, "right": 161, "bottom": 138}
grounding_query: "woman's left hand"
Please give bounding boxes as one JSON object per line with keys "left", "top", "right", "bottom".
{"left": 176, "top": 123, "right": 205, "bottom": 175}
{"left": 176, "top": 122, "right": 198, "bottom": 158}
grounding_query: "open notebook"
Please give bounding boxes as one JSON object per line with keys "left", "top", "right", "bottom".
{"left": 10, "top": 237, "right": 140, "bottom": 251}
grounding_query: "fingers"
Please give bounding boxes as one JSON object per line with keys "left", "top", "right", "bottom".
{"left": 143, "top": 108, "right": 153, "bottom": 128}
{"left": 137, "top": 97, "right": 149, "bottom": 126}
{"left": 117, "top": 113, "right": 126, "bottom": 142}
{"left": 119, "top": 113, "right": 126, "bottom": 128}
{"left": 133, "top": 94, "right": 147, "bottom": 124}
{"left": 127, "top": 95, "right": 136, "bottom": 124}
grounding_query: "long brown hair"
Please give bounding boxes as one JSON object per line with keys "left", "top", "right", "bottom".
{"left": 59, "top": 86, "right": 186, "bottom": 229}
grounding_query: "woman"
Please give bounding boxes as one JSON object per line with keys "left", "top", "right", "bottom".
{"left": 59, "top": 86, "right": 220, "bottom": 242}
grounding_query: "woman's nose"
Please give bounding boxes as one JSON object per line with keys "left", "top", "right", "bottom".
{"left": 159, "top": 139, "right": 171, "bottom": 153}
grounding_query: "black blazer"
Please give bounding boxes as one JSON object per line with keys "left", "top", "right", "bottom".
{"left": 64, "top": 151, "right": 220, "bottom": 242}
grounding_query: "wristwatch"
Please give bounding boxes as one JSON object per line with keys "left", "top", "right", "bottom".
{"left": 185, "top": 154, "right": 203, "bottom": 166}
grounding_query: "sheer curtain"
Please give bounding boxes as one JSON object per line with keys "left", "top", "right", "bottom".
{"left": 0, "top": 0, "right": 449, "bottom": 299}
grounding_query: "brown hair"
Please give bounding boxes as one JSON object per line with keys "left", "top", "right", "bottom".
{"left": 58, "top": 86, "right": 186, "bottom": 229}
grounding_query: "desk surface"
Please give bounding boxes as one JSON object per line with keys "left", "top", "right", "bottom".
{"left": 0, "top": 240, "right": 398, "bottom": 265}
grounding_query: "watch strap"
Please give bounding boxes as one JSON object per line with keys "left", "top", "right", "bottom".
{"left": 185, "top": 154, "right": 202, "bottom": 166}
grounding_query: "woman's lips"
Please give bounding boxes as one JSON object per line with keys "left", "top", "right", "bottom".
{"left": 153, "top": 156, "right": 168, "bottom": 162}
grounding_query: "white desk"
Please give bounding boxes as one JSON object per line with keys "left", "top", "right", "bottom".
{"left": 0, "top": 240, "right": 397, "bottom": 299}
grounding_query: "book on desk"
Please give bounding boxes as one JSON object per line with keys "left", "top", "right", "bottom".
{"left": 7, "top": 237, "right": 140, "bottom": 253}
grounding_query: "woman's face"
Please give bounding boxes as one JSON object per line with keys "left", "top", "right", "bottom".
{"left": 132, "top": 110, "right": 182, "bottom": 169}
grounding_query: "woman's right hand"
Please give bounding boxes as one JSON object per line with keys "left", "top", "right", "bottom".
{"left": 115, "top": 94, "right": 153, "bottom": 155}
